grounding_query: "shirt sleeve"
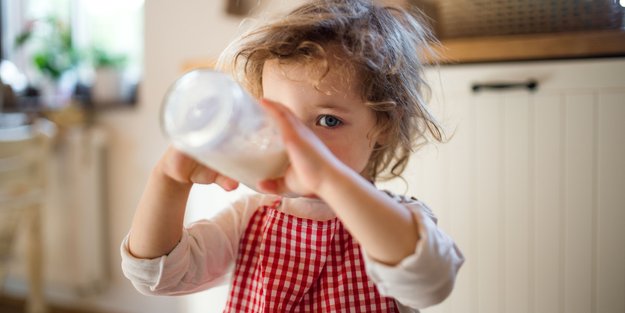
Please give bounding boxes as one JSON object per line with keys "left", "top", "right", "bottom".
{"left": 361, "top": 199, "right": 465, "bottom": 310}
{"left": 120, "top": 194, "right": 271, "bottom": 296}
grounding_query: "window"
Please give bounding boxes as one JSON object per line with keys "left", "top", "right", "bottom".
{"left": 1, "top": 0, "right": 144, "bottom": 108}
{"left": 75, "top": 0, "right": 144, "bottom": 84}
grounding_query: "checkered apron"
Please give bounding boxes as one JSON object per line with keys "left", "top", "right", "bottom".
{"left": 224, "top": 200, "right": 399, "bottom": 312}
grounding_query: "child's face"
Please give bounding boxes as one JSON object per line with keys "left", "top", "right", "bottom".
{"left": 262, "top": 57, "right": 379, "bottom": 179}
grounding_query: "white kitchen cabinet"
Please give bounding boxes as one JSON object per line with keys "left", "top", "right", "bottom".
{"left": 379, "top": 58, "right": 625, "bottom": 313}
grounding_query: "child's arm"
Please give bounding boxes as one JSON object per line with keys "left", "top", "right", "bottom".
{"left": 121, "top": 193, "right": 272, "bottom": 296}
{"left": 128, "top": 147, "right": 239, "bottom": 259}
{"left": 259, "top": 99, "right": 463, "bottom": 307}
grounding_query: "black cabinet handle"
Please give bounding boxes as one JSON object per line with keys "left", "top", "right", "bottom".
{"left": 471, "top": 80, "right": 538, "bottom": 93}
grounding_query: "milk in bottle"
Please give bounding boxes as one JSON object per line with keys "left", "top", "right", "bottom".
{"left": 160, "top": 69, "right": 289, "bottom": 191}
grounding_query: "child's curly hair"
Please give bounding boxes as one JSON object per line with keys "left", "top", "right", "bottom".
{"left": 220, "top": 0, "right": 445, "bottom": 181}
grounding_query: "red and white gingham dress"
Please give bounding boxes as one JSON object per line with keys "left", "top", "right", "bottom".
{"left": 224, "top": 199, "right": 399, "bottom": 312}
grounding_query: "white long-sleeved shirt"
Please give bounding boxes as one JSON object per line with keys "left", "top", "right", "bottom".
{"left": 120, "top": 193, "right": 464, "bottom": 312}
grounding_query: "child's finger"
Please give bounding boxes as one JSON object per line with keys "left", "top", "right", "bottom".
{"left": 188, "top": 164, "right": 239, "bottom": 190}
{"left": 257, "top": 178, "right": 285, "bottom": 195}
{"left": 259, "top": 98, "right": 288, "bottom": 119}
{"left": 260, "top": 98, "right": 304, "bottom": 143}
{"left": 258, "top": 174, "right": 315, "bottom": 197}
{"left": 215, "top": 175, "right": 240, "bottom": 191}
{"left": 189, "top": 164, "right": 218, "bottom": 184}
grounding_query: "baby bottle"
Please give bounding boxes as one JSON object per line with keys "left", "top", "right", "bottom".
{"left": 160, "top": 69, "right": 289, "bottom": 191}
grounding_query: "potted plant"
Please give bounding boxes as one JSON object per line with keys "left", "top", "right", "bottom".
{"left": 14, "top": 16, "right": 80, "bottom": 108}
{"left": 90, "top": 47, "right": 128, "bottom": 105}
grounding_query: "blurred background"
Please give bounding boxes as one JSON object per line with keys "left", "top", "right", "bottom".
{"left": 0, "top": 0, "right": 624, "bottom": 313}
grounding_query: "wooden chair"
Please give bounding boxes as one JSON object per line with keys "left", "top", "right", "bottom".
{"left": 0, "top": 114, "right": 55, "bottom": 313}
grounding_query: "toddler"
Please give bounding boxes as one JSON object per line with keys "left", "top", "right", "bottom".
{"left": 121, "top": 0, "right": 464, "bottom": 312}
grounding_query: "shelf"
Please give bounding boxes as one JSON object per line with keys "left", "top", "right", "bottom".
{"left": 432, "top": 29, "right": 625, "bottom": 64}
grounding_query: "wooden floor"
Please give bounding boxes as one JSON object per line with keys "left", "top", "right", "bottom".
{"left": 0, "top": 294, "right": 113, "bottom": 313}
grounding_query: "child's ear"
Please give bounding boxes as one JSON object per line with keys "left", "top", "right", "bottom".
{"left": 370, "top": 127, "right": 387, "bottom": 147}
{"left": 375, "top": 132, "right": 387, "bottom": 146}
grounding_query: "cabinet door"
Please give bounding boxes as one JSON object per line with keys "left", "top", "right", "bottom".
{"left": 379, "top": 58, "right": 625, "bottom": 313}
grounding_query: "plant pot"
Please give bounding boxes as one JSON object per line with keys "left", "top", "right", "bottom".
{"left": 40, "top": 71, "right": 76, "bottom": 109}
{"left": 91, "top": 67, "right": 127, "bottom": 105}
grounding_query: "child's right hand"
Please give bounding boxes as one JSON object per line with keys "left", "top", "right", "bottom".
{"left": 157, "top": 146, "right": 240, "bottom": 191}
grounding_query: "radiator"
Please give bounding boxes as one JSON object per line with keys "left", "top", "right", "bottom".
{"left": 5, "top": 125, "right": 109, "bottom": 298}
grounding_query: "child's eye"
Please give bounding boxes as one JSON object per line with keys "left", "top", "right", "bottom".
{"left": 317, "top": 115, "right": 343, "bottom": 128}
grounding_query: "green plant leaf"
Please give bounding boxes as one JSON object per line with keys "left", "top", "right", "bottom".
{"left": 14, "top": 31, "right": 32, "bottom": 48}
{"left": 92, "top": 47, "right": 127, "bottom": 69}
{"left": 14, "top": 16, "right": 80, "bottom": 81}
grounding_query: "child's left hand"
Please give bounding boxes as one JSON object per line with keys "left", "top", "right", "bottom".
{"left": 257, "top": 98, "right": 345, "bottom": 197}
